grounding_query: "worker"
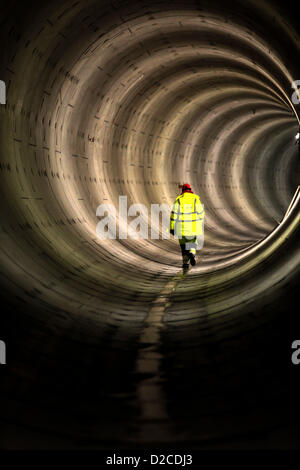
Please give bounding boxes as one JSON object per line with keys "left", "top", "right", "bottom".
{"left": 170, "top": 183, "right": 205, "bottom": 272}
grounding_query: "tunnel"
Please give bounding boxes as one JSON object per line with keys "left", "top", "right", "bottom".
{"left": 0, "top": 0, "right": 300, "bottom": 451}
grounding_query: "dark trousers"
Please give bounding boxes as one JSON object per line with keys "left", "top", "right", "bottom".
{"left": 179, "top": 236, "right": 197, "bottom": 265}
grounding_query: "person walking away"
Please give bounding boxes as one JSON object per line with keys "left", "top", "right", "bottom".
{"left": 170, "top": 183, "right": 205, "bottom": 272}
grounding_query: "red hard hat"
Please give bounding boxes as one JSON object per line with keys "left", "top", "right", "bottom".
{"left": 182, "top": 183, "right": 192, "bottom": 192}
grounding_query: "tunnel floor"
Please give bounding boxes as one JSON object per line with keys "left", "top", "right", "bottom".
{"left": 1, "top": 244, "right": 300, "bottom": 450}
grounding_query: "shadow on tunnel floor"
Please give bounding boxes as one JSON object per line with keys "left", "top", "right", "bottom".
{"left": 1, "top": 283, "right": 300, "bottom": 450}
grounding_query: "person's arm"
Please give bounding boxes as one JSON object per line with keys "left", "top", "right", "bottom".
{"left": 195, "top": 196, "right": 205, "bottom": 242}
{"left": 170, "top": 199, "right": 179, "bottom": 235}
{"left": 195, "top": 196, "right": 205, "bottom": 219}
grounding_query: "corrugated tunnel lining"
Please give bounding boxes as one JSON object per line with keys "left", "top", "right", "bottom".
{"left": 0, "top": 0, "right": 300, "bottom": 448}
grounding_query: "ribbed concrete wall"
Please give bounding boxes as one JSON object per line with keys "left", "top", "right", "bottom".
{"left": 0, "top": 0, "right": 299, "bottom": 449}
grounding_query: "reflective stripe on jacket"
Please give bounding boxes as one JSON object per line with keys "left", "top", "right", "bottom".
{"left": 170, "top": 192, "right": 205, "bottom": 237}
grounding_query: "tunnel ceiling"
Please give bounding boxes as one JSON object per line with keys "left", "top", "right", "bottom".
{"left": 0, "top": 0, "right": 300, "bottom": 449}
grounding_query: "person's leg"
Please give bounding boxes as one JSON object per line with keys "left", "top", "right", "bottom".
{"left": 185, "top": 237, "right": 198, "bottom": 265}
{"left": 179, "top": 239, "right": 190, "bottom": 269}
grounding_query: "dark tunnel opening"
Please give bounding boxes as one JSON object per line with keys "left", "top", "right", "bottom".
{"left": 0, "top": 0, "right": 300, "bottom": 451}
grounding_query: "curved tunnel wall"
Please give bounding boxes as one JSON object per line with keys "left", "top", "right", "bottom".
{"left": 0, "top": 0, "right": 300, "bottom": 449}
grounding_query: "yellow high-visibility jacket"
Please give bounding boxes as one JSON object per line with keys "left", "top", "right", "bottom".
{"left": 170, "top": 191, "right": 205, "bottom": 238}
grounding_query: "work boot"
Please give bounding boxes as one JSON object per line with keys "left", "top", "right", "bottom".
{"left": 189, "top": 252, "right": 196, "bottom": 266}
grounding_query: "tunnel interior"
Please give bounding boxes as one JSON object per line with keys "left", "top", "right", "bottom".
{"left": 0, "top": 0, "right": 300, "bottom": 449}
